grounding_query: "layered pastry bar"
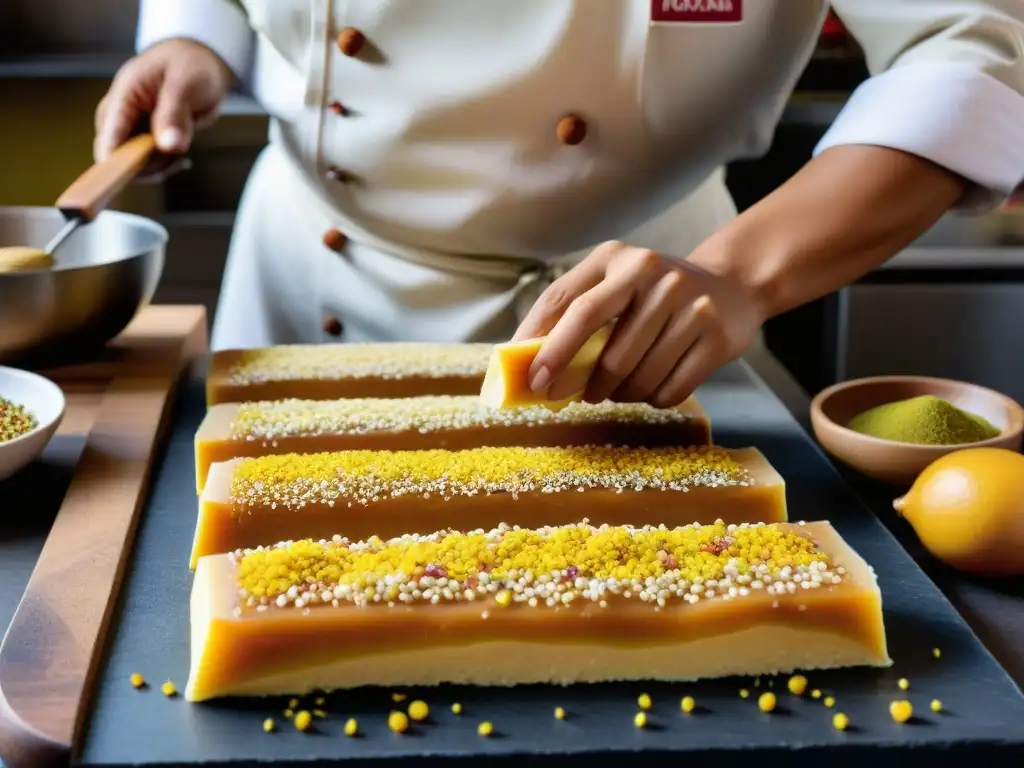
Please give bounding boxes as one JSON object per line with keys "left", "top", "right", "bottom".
{"left": 192, "top": 444, "right": 786, "bottom": 567}
{"left": 207, "top": 343, "right": 493, "bottom": 405}
{"left": 184, "top": 519, "right": 891, "bottom": 701}
{"left": 480, "top": 325, "right": 612, "bottom": 409}
{"left": 193, "top": 395, "right": 712, "bottom": 492}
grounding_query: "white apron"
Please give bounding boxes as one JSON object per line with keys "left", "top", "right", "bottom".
{"left": 211, "top": 0, "right": 829, "bottom": 350}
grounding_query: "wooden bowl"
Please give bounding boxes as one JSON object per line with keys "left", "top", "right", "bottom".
{"left": 810, "top": 375, "right": 1024, "bottom": 486}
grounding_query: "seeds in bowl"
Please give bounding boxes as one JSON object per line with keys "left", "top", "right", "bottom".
{"left": 0, "top": 396, "right": 38, "bottom": 443}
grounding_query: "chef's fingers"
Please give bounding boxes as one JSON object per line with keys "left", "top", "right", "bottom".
{"left": 582, "top": 270, "right": 684, "bottom": 403}
{"left": 610, "top": 295, "right": 711, "bottom": 403}
{"left": 94, "top": 76, "right": 148, "bottom": 162}
{"left": 134, "top": 156, "right": 194, "bottom": 185}
{"left": 510, "top": 240, "right": 625, "bottom": 342}
{"left": 134, "top": 101, "right": 219, "bottom": 182}
{"left": 150, "top": 69, "right": 199, "bottom": 155}
{"left": 646, "top": 333, "right": 719, "bottom": 409}
{"left": 534, "top": 254, "right": 662, "bottom": 400}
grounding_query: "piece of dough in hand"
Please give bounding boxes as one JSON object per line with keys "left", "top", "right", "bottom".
{"left": 0, "top": 246, "right": 54, "bottom": 273}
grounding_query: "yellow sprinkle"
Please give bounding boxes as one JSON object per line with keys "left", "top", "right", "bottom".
{"left": 451, "top": 703, "right": 463, "bottom": 715}
{"left": 757, "top": 692, "right": 776, "bottom": 713}
{"left": 832, "top": 712, "right": 850, "bottom": 732}
{"left": 226, "top": 344, "right": 493, "bottom": 388}
{"left": 388, "top": 711, "right": 410, "bottom": 734}
{"left": 824, "top": 696, "right": 835, "bottom": 708}
{"left": 283, "top": 709, "right": 294, "bottom": 718}
{"left": 932, "top": 647, "right": 942, "bottom": 659}
{"left": 289, "top": 698, "right": 299, "bottom": 709}
{"left": 160, "top": 680, "right": 177, "bottom": 697}
{"left": 739, "top": 689, "right": 750, "bottom": 699}
{"left": 391, "top": 692, "right": 407, "bottom": 702}
{"left": 787, "top": 675, "right": 808, "bottom": 696}
{"left": 130, "top": 673, "right": 145, "bottom": 689}
{"left": 811, "top": 689, "right": 822, "bottom": 699}
{"left": 234, "top": 520, "right": 831, "bottom": 607}
{"left": 680, "top": 696, "right": 696, "bottom": 714}
{"left": 889, "top": 700, "right": 913, "bottom": 724}
{"left": 229, "top": 445, "right": 750, "bottom": 513}
{"left": 315, "top": 697, "right": 325, "bottom": 706}
{"left": 294, "top": 711, "right": 313, "bottom": 731}
{"left": 897, "top": 677, "right": 910, "bottom": 691}
{"left": 263, "top": 718, "right": 276, "bottom": 733}
{"left": 344, "top": 718, "right": 358, "bottom": 736}
{"left": 638, "top": 693, "right": 652, "bottom": 710}
{"left": 313, "top": 709, "right": 328, "bottom": 719}
{"left": 228, "top": 395, "right": 702, "bottom": 443}
{"left": 495, "top": 590, "right": 512, "bottom": 608}
{"left": 554, "top": 707, "right": 567, "bottom": 720}
{"left": 633, "top": 712, "right": 647, "bottom": 728}
{"left": 478, "top": 721, "right": 494, "bottom": 737}
{"left": 930, "top": 699, "right": 943, "bottom": 713}
{"left": 408, "top": 700, "right": 430, "bottom": 722}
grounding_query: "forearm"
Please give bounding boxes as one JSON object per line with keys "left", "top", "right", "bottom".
{"left": 689, "top": 144, "right": 965, "bottom": 319}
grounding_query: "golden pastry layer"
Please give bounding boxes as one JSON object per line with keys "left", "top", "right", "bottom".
{"left": 184, "top": 520, "right": 890, "bottom": 701}
{"left": 193, "top": 394, "right": 712, "bottom": 492}
{"left": 207, "top": 343, "right": 493, "bottom": 405}
{"left": 192, "top": 444, "right": 786, "bottom": 568}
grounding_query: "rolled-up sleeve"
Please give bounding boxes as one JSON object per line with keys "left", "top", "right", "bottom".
{"left": 136, "top": 0, "right": 254, "bottom": 82}
{"left": 816, "top": 1, "right": 1024, "bottom": 211}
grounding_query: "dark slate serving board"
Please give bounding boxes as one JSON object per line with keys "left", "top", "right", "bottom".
{"left": 78, "top": 361, "right": 1024, "bottom": 767}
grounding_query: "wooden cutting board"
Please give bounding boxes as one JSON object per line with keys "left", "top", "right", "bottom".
{"left": 0, "top": 305, "right": 208, "bottom": 768}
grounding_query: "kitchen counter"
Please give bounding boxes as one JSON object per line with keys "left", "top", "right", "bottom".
{"left": 0, "top": 326, "right": 1021, "bottom": 760}
{"left": 743, "top": 341, "right": 1024, "bottom": 686}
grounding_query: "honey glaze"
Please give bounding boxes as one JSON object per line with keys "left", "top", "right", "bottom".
{"left": 197, "top": 522, "right": 883, "bottom": 686}
{"left": 192, "top": 446, "right": 786, "bottom": 566}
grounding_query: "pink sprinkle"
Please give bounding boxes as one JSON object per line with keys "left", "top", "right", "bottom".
{"left": 566, "top": 565, "right": 579, "bottom": 581}
{"left": 424, "top": 564, "right": 447, "bottom": 579}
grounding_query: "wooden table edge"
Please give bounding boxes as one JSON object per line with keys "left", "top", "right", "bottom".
{"left": 0, "top": 306, "right": 208, "bottom": 768}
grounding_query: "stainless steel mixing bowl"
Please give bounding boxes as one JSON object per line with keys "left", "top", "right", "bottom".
{"left": 0, "top": 206, "right": 166, "bottom": 365}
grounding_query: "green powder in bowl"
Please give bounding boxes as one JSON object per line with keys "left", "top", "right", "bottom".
{"left": 846, "top": 394, "right": 1000, "bottom": 446}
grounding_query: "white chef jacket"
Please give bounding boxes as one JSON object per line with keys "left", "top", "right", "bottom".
{"left": 136, "top": 0, "right": 1024, "bottom": 350}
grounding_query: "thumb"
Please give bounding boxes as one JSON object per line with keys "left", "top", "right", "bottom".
{"left": 150, "top": 74, "right": 196, "bottom": 154}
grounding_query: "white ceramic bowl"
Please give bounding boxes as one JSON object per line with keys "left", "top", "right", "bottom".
{"left": 0, "top": 366, "right": 65, "bottom": 481}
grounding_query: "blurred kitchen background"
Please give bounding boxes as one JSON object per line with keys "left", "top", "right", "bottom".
{"left": 3, "top": 3, "right": 1024, "bottom": 401}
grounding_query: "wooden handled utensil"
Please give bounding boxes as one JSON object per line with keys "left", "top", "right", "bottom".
{"left": 0, "top": 134, "right": 159, "bottom": 273}
{"left": 44, "top": 133, "right": 159, "bottom": 257}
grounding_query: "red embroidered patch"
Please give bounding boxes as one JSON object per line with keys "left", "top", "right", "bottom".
{"left": 651, "top": 0, "right": 743, "bottom": 23}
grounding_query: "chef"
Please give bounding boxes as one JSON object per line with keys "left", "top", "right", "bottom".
{"left": 96, "top": 1, "right": 1024, "bottom": 407}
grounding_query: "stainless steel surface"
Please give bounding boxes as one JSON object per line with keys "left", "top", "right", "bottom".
{"left": 42, "top": 218, "right": 80, "bottom": 257}
{"left": 883, "top": 247, "right": 1024, "bottom": 269}
{"left": 0, "top": 206, "right": 166, "bottom": 364}
{"left": 843, "top": 281, "right": 1024, "bottom": 407}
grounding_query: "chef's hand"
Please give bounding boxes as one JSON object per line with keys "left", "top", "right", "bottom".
{"left": 512, "top": 241, "right": 766, "bottom": 408}
{"left": 94, "top": 39, "right": 233, "bottom": 178}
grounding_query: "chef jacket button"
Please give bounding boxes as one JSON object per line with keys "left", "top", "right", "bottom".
{"left": 322, "top": 228, "right": 348, "bottom": 251}
{"left": 326, "top": 166, "right": 353, "bottom": 183}
{"left": 337, "top": 27, "right": 365, "bottom": 57}
{"left": 556, "top": 114, "right": 587, "bottom": 146}
{"left": 323, "top": 315, "right": 344, "bottom": 337}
